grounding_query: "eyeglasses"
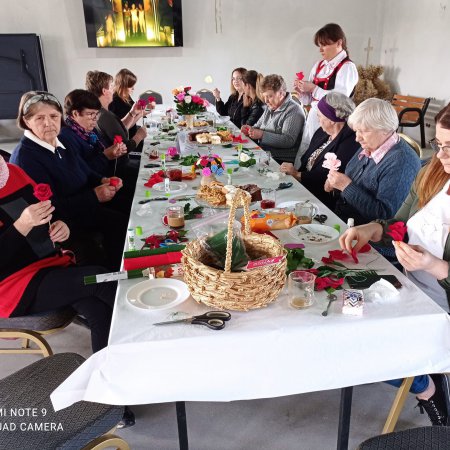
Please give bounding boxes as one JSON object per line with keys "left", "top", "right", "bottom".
{"left": 82, "top": 111, "right": 101, "bottom": 119}
{"left": 232, "top": 77, "right": 243, "bottom": 82}
{"left": 23, "top": 93, "right": 61, "bottom": 115}
{"left": 429, "top": 139, "right": 450, "bottom": 155}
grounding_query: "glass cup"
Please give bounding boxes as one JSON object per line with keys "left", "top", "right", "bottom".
{"left": 294, "top": 201, "right": 318, "bottom": 224}
{"left": 149, "top": 148, "right": 159, "bottom": 160}
{"left": 165, "top": 205, "right": 185, "bottom": 229}
{"left": 259, "top": 151, "right": 271, "bottom": 167}
{"left": 161, "top": 119, "right": 170, "bottom": 132}
{"left": 147, "top": 120, "right": 159, "bottom": 135}
{"left": 288, "top": 270, "right": 316, "bottom": 309}
{"left": 167, "top": 166, "right": 182, "bottom": 182}
{"left": 260, "top": 188, "right": 276, "bottom": 209}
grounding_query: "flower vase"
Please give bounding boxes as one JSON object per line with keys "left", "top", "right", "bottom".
{"left": 201, "top": 174, "right": 216, "bottom": 186}
{"left": 185, "top": 114, "right": 195, "bottom": 129}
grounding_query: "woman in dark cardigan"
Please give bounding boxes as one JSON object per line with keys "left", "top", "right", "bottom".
{"left": 280, "top": 92, "right": 359, "bottom": 210}
{"left": 213, "top": 67, "right": 247, "bottom": 127}
{"left": 240, "top": 69, "right": 265, "bottom": 127}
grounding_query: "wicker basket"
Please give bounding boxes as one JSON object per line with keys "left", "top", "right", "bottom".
{"left": 182, "top": 189, "right": 287, "bottom": 311}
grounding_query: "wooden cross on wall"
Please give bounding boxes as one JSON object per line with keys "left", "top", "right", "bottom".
{"left": 364, "top": 38, "right": 374, "bottom": 67}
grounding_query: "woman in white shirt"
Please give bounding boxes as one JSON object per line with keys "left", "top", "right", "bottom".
{"left": 294, "top": 23, "right": 358, "bottom": 167}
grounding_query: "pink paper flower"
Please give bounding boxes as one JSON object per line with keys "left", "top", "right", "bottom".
{"left": 176, "top": 93, "right": 185, "bottom": 101}
{"left": 322, "top": 152, "right": 341, "bottom": 171}
{"left": 202, "top": 167, "right": 212, "bottom": 176}
{"left": 166, "top": 147, "right": 178, "bottom": 157}
{"left": 296, "top": 71, "right": 304, "bottom": 80}
{"left": 137, "top": 99, "right": 147, "bottom": 108}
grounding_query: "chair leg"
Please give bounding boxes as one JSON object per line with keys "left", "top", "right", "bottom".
{"left": 83, "top": 433, "right": 131, "bottom": 450}
{"left": 382, "top": 377, "right": 414, "bottom": 434}
{"left": 0, "top": 330, "right": 53, "bottom": 357}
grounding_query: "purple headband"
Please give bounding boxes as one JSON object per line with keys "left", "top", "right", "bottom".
{"left": 317, "top": 96, "right": 346, "bottom": 123}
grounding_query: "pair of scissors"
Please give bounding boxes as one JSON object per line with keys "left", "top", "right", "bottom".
{"left": 313, "top": 214, "right": 328, "bottom": 224}
{"left": 153, "top": 311, "right": 231, "bottom": 330}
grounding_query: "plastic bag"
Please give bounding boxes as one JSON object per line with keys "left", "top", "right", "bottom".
{"left": 191, "top": 211, "right": 249, "bottom": 271}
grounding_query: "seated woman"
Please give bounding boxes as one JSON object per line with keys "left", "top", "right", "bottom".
{"left": 325, "top": 98, "right": 421, "bottom": 224}
{"left": 246, "top": 74, "right": 305, "bottom": 164}
{"left": 339, "top": 103, "right": 450, "bottom": 426}
{"left": 240, "top": 70, "right": 265, "bottom": 127}
{"left": 279, "top": 92, "right": 359, "bottom": 210}
{"left": 85, "top": 70, "right": 147, "bottom": 153}
{"left": 109, "top": 68, "right": 141, "bottom": 143}
{"left": 59, "top": 89, "right": 127, "bottom": 177}
{"left": 0, "top": 155, "right": 115, "bottom": 353}
{"left": 213, "top": 67, "right": 247, "bottom": 128}
{"left": 10, "top": 91, "right": 127, "bottom": 271}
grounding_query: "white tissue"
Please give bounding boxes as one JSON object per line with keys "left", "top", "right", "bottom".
{"left": 364, "top": 278, "right": 400, "bottom": 303}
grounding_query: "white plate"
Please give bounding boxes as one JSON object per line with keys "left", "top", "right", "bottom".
{"left": 152, "top": 181, "right": 187, "bottom": 193}
{"left": 289, "top": 224, "right": 339, "bottom": 244}
{"left": 126, "top": 278, "right": 190, "bottom": 310}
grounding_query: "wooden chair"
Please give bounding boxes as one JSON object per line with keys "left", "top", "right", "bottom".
{"left": 196, "top": 89, "right": 216, "bottom": 105}
{"left": 391, "top": 94, "right": 430, "bottom": 148}
{"left": 0, "top": 308, "right": 76, "bottom": 357}
{"left": 139, "top": 90, "right": 163, "bottom": 104}
{"left": 0, "top": 353, "right": 130, "bottom": 450}
{"left": 398, "top": 132, "right": 422, "bottom": 157}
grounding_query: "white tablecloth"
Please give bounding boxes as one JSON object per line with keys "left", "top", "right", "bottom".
{"left": 51, "top": 120, "right": 450, "bottom": 411}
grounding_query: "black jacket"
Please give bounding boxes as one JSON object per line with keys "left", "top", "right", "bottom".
{"left": 241, "top": 99, "right": 265, "bottom": 127}
{"left": 216, "top": 93, "right": 244, "bottom": 128}
{"left": 299, "top": 123, "right": 359, "bottom": 210}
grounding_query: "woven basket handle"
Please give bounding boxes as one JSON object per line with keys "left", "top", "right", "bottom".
{"left": 224, "top": 189, "right": 251, "bottom": 273}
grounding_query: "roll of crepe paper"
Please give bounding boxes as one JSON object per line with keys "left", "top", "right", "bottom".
{"left": 84, "top": 268, "right": 150, "bottom": 285}
{"left": 123, "top": 245, "right": 185, "bottom": 259}
{"left": 123, "top": 252, "right": 182, "bottom": 271}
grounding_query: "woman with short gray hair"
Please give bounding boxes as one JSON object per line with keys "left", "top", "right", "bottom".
{"left": 326, "top": 98, "right": 422, "bottom": 224}
{"left": 281, "top": 92, "right": 360, "bottom": 210}
{"left": 245, "top": 74, "right": 305, "bottom": 164}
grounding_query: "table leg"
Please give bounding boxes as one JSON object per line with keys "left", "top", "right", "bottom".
{"left": 176, "top": 401, "right": 189, "bottom": 450}
{"left": 337, "top": 386, "right": 353, "bottom": 450}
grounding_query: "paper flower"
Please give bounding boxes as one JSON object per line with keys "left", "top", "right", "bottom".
{"left": 315, "top": 276, "right": 344, "bottom": 291}
{"left": 109, "top": 177, "right": 120, "bottom": 187}
{"left": 113, "top": 135, "right": 123, "bottom": 145}
{"left": 148, "top": 96, "right": 156, "bottom": 103}
{"left": 33, "top": 183, "right": 53, "bottom": 202}
{"left": 202, "top": 167, "right": 212, "bottom": 176}
{"left": 239, "top": 152, "right": 251, "bottom": 163}
{"left": 322, "top": 152, "right": 341, "bottom": 171}
{"left": 184, "top": 95, "right": 192, "bottom": 104}
{"left": 386, "top": 221, "right": 407, "bottom": 242}
{"left": 296, "top": 71, "right": 304, "bottom": 80}
{"left": 137, "top": 99, "right": 147, "bottom": 108}
{"left": 195, "top": 155, "right": 225, "bottom": 176}
{"left": 144, "top": 170, "right": 165, "bottom": 187}
{"left": 166, "top": 147, "right": 178, "bottom": 157}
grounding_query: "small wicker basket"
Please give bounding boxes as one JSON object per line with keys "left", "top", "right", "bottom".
{"left": 182, "top": 189, "right": 287, "bottom": 311}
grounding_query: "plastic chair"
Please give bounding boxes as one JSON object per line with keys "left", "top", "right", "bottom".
{"left": 398, "top": 132, "right": 422, "bottom": 157}
{"left": 196, "top": 89, "right": 216, "bottom": 105}
{"left": 139, "top": 90, "right": 163, "bottom": 104}
{"left": 0, "top": 308, "right": 76, "bottom": 357}
{"left": 0, "top": 353, "right": 130, "bottom": 450}
{"left": 357, "top": 426, "right": 450, "bottom": 449}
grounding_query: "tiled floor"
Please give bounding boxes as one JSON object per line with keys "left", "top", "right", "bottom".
{"left": 0, "top": 323, "right": 429, "bottom": 450}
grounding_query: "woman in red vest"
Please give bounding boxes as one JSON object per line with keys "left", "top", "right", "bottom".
{"left": 293, "top": 23, "right": 358, "bottom": 167}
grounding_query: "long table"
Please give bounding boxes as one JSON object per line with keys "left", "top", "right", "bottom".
{"left": 51, "top": 110, "right": 450, "bottom": 449}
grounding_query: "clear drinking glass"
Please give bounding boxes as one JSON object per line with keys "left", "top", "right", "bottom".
{"left": 288, "top": 270, "right": 316, "bottom": 309}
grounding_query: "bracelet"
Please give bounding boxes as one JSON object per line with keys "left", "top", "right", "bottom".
{"left": 130, "top": 112, "right": 136, "bottom": 118}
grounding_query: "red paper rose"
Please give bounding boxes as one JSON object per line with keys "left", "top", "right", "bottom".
{"left": 386, "top": 221, "right": 407, "bottom": 242}
{"left": 33, "top": 183, "right": 53, "bottom": 202}
{"left": 137, "top": 99, "right": 147, "bottom": 108}
{"left": 113, "top": 135, "right": 123, "bottom": 145}
{"left": 109, "top": 177, "right": 120, "bottom": 187}
{"left": 184, "top": 86, "right": 191, "bottom": 92}
{"left": 148, "top": 96, "right": 156, "bottom": 103}
{"left": 296, "top": 71, "right": 304, "bottom": 80}
{"left": 315, "top": 276, "right": 344, "bottom": 291}
{"left": 144, "top": 170, "right": 165, "bottom": 187}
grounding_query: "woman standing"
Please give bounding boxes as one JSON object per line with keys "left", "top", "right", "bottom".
{"left": 280, "top": 92, "right": 359, "bottom": 209}
{"left": 213, "top": 67, "right": 247, "bottom": 128}
{"left": 240, "top": 70, "right": 265, "bottom": 127}
{"left": 339, "top": 103, "right": 450, "bottom": 426}
{"left": 294, "top": 23, "right": 358, "bottom": 164}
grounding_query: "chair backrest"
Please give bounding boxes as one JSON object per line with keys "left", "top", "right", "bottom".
{"left": 139, "top": 90, "right": 163, "bottom": 104}
{"left": 391, "top": 94, "right": 430, "bottom": 125}
{"left": 196, "top": 89, "right": 216, "bottom": 105}
{"left": 398, "top": 132, "right": 422, "bottom": 157}
{"left": 0, "top": 149, "right": 11, "bottom": 162}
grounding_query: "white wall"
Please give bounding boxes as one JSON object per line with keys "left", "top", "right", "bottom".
{"left": 0, "top": 0, "right": 384, "bottom": 142}
{"left": 379, "top": 0, "right": 450, "bottom": 143}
